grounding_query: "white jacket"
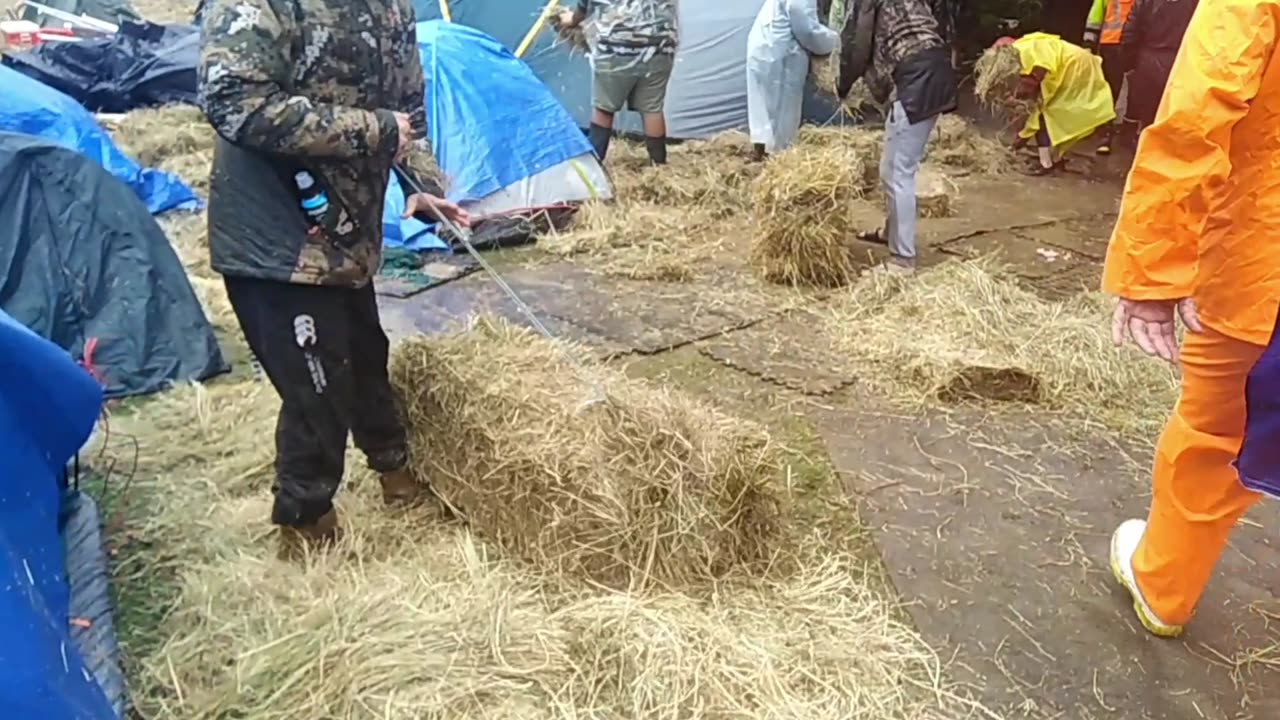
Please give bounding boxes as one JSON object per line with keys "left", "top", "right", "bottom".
{"left": 746, "top": 0, "right": 838, "bottom": 153}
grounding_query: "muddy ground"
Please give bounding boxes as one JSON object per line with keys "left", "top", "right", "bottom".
{"left": 377, "top": 164, "right": 1280, "bottom": 719}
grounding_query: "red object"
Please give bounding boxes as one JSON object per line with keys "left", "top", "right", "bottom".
{"left": 993, "top": 36, "right": 1017, "bottom": 49}
{"left": 81, "top": 337, "right": 102, "bottom": 385}
{"left": 1, "top": 21, "right": 76, "bottom": 49}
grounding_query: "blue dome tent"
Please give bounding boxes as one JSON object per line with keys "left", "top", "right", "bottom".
{"left": 0, "top": 308, "right": 123, "bottom": 719}
{"left": 412, "top": 0, "right": 842, "bottom": 140}
{"left": 0, "top": 65, "right": 200, "bottom": 215}
{"left": 385, "top": 20, "right": 611, "bottom": 250}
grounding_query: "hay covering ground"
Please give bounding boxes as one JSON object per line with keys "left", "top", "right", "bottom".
{"left": 106, "top": 352, "right": 988, "bottom": 720}
{"left": 389, "top": 317, "right": 783, "bottom": 590}
{"left": 821, "top": 258, "right": 1179, "bottom": 435}
{"left": 105, "top": 104, "right": 216, "bottom": 195}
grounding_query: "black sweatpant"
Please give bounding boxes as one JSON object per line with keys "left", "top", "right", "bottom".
{"left": 224, "top": 276, "right": 407, "bottom": 528}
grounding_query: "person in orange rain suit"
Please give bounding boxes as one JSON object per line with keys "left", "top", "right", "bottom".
{"left": 1085, "top": 0, "right": 1135, "bottom": 154}
{"left": 1103, "top": 0, "right": 1280, "bottom": 637}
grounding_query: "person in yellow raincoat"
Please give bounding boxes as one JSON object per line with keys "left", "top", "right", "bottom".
{"left": 1103, "top": 0, "right": 1280, "bottom": 637}
{"left": 994, "top": 33, "right": 1115, "bottom": 174}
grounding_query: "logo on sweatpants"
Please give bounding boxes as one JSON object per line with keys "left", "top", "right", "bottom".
{"left": 294, "top": 314, "right": 317, "bottom": 348}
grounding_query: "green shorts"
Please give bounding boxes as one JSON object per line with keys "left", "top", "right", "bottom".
{"left": 591, "top": 52, "right": 674, "bottom": 115}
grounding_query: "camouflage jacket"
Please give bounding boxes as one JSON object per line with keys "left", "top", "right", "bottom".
{"left": 576, "top": 0, "right": 678, "bottom": 57}
{"left": 198, "top": 0, "right": 442, "bottom": 288}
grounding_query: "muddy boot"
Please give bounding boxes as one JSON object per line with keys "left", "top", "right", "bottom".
{"left": 379, "top": 468, "right": 421, "bottom": 506}
{"left": 277, "top": 508, "right": 341, "bottom": 561}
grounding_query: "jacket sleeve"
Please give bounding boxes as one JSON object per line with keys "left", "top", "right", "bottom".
{"left": 197, "top": 0, "right": 399, "bottom": 159}
{"left": 394, "top": 8, "right": 446, "bottom": 197}
{"left": 1087, "top": 0, "right": 1106, "bottom": 30}
{"left": 1102, "top": 0, "right": 1275, "bottom": 300}
{"left": 787, "top": 0, "right": 839, "bottom": 56}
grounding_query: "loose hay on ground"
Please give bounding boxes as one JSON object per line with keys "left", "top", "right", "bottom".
{"left": 749, "top": 130, "right": 883, "bottom": 287}
{"left": 928, "top": 114, "right": 1017, "bottom": 175}
{"left": 822, "top": 258, "right": 1180, "bottom": 435}
{"left": 105, "top": 104, "right": 216, "bottom": 194}
{"left": 389, "top": 317, "right": 785, "bottom": 590}
{"left": 111, "top": 375, "right": 989, "bottom": 720}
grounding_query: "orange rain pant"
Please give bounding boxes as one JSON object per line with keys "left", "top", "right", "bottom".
{"left": 1134, "top": 328, "right": 1264, "bottom": 626}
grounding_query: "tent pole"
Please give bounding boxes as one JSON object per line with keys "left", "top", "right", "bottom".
{"left": 438, "top": 0, "right": 451, "bottom": 22}
{"left": 515, "top": 0, "right": 559, "bottom": 58}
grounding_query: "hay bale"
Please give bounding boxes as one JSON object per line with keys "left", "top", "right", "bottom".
{"left": 389, "top": 317, "right": 784, "bottom": 589}
{"left": 928, "top": 114, "right": 1017, "bottom": 175}
{"left": 106, "top": 104, "right": 215, "bottom": 194}
{"left": 748, "top": 131, "right": 882, "bottom": 287}
{"left": 823, "top": 258, "right": 1180, "bottom": 435}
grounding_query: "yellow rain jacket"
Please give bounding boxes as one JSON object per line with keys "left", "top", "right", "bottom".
{"left": 1013, "top": 33, "right": 1116, "bottom": 154}
{"left": 1103, "top": 0, "right": 1280, "bottom": 346}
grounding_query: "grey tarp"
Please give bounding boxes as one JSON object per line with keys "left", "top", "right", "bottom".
{"left": 0, "top": 132, "right": 228, "bottom": 397}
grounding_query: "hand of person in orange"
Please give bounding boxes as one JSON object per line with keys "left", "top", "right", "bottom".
{"left": 1112, "top": 298, "right": 1204, "bottom": 363}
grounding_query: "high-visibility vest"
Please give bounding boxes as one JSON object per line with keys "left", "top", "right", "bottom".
{"left": 1100, "top": 0, "right": 1134, "bottom": 44}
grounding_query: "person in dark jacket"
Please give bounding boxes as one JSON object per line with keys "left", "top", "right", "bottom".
{"left": 1120, "top": 0, "right": 1199, "bottom": 131}
{"left": 198, "top": 0, "right": 471, "bottom": 557}
{"left": 836, "top": 0, "right": 957, "bottom": 276}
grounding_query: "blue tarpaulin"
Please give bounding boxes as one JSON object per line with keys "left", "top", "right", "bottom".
{"left": 0, "top": 65, "right": 200, "bottom": 215}
{"left": 383, "top": 20, "right": 593, "bottom": 250}
{"left": 0, "top": 309, "right": 115, "bottom": 719}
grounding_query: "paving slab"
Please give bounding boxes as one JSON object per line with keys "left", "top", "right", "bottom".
{"left": 814, "top": 402, "right": 1280, "bottom": 719}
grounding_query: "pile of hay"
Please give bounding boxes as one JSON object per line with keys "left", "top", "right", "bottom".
{"left": 548, "top": 4, "right": 592, "bottom": 54}
{"left": 822, "top": 259, "right": 1180, "bottom": 435}
{"left": 105, "top": 104, "right": 215, "bottom": 194}
{"left": 389, "top": 317, "right": 784, "bottom": 589}
{"left": 974, "top": 45, "right": 1035, "bottom": 117}
{"left": 928, "top": 114, "right": 1017, "bottom": 175}
{"left": 109, "top": 355, "right": 988, "bottom": 719}
{"left": 748, "top": 129, "right": 883, "bottom": 287}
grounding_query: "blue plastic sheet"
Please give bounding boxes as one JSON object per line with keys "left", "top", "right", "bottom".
{"left": 0, "top": 65, "right": 200, "bottom": 215}
{"left": 0, "top": 309, "right": 114, "bottom": 719}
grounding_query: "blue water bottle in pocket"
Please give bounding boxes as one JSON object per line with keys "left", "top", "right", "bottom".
{"left": 294, "top": 171, "right": 329, "bottom": 228}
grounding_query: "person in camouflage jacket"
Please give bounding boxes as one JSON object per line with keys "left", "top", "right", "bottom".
{"left": 198, "top": 0, "right": 470, "bottom": 556}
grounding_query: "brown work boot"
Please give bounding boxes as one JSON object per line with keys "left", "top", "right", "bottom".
{"left": 379, "top": 468, "right": 421, "bottom": 506}
{"left": 277, "top": 508, "right": 342, "bottom": 561}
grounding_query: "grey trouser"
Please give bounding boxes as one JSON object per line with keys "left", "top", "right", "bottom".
{"left": 591, "top": 51, "right": 674, "bottom": 115}
{"left": 879, "top": 101, "right": 939, "bottom": 263}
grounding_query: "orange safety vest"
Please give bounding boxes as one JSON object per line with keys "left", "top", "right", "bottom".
{"left": 1101, "top": 0, "right": 1135, "bottom": 44}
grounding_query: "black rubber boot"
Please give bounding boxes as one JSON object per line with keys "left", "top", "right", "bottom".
{"left": 588, "top": 122, "right": 612, "bottom": 162}
{"left": 645, "top": 136, "right": 668, "bottom": 165}
{"left": 751, "top": 143, "right": 766, "bottom": 162}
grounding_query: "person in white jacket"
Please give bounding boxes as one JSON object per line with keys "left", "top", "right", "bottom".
{"left": 747, "top": 0, "right": 839, "bottom": 160}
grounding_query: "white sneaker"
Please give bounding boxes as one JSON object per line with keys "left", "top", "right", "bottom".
{"left": 1109, "top": 519, "right": 1184, "bottom": 638}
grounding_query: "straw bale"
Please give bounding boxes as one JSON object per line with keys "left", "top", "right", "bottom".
{"left": 748, "top": 130, "right": 883, "bottom": 287}
{"left": 107, "top": 104, "right": 215, "bottom": 195}
{"left": 388, "top": 317, "right": 784, "bottom": 589}
{"left": 823, "top": 258, "right": 1179, "bottom": 435}
{"left": 928, "top": 114, "right": 1018, "bottom": 175}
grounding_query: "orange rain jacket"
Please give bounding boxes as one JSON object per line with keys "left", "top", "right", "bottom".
{"left": 1088, "top": 0, "right": 1135, "bottom": 45}
{"left": 1102, "top": 0, "right": 1280, "bottom": 347}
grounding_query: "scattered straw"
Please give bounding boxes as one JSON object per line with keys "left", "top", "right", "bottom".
{"left": 106, "top": 104, "right": 215, "bottom": 195}
{"left": 389, "top": 317, "right": 784, "bottom": 590}
{"left": 822, "top": 258, "right": 1179, "bottom": 435}
{"left": 748, "top": 129, "right": 883, "bottom": 287}
{"left": 928, "top": 114, "right": 1018, "bottom": 175}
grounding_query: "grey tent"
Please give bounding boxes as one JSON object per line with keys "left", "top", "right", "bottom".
{"left": 0, "top": 132, "right": 228, "bottom": 397}
{"left": 416, "top": 0, "right": 843, "bottom": 139}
